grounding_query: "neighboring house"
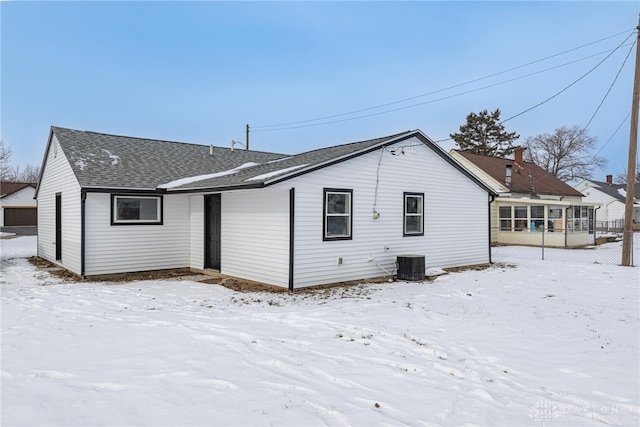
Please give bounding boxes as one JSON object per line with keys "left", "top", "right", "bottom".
{"left": 1, "top": 182, "right": 37, "bottom": 227}
{"left": 35, "top": 126, "right": 496, "bottom": 289}
{"left": 450, "top": 148, "right": 599, "bottom": 248}
{"left": 574, "top": 175, "right": 640, "bottom": 231}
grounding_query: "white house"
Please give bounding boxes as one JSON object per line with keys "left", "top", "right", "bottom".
{"left": 450, "top": 148, "right": 600, "bottom": 248}
{"left": 35, "top": 127, "right": 496, "bottom": 289}
{"left": 1, "top": 182, "right": 37, "bottom": 227}
{"left": 574, "top": 175, "right": 640, "bottom": 231}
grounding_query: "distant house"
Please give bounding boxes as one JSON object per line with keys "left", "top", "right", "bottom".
{"left": 35, "top": 126, "right": 496, "bottom": 289}
{"left": 1, "top": 182, "right": 37, "bottom": 227}
{"left": 574, "top": 175, "right": 640, "bottom": 231}
{"left": 450, "top": 148, "right": 599, "bottom": 248}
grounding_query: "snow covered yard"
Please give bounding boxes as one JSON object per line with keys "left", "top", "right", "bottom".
{"left": 1, "top": 237, "right": 638, "bottom": 426}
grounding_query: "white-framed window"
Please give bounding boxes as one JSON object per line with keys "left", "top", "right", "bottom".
{"left": 111, "top": 195, "right": 163, "bottom": 225}
{"left": 499, "top": 206, "right": 512, "bottom": 231}
{"left": 569, "top": 206, "right": 592, "bottom": 233}
{"left": 530, "top": 205, "right": 544, "bottom": 231}
{"left": 403, "top": 192, "right": 424, "bottom": 236}
{"left": 514, "top": 206, "right": 527, "bottom": 231}
{"left": 323, "top": 189, "right": 352, "bottom": 240}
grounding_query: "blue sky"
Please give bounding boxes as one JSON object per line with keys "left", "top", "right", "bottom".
{"left": 2, "top": 1, "right": 638, "bottom": 180}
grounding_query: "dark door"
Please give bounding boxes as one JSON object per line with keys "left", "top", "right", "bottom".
{"left": 55, "top": 193, "right": 62, "bottom": 261}
{"left": 204, "top": 194, "right": 221, "bottom": 270}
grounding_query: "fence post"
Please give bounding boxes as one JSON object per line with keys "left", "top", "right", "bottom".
{"left": 542, "top": 226, "right": 545, "bottom": 260}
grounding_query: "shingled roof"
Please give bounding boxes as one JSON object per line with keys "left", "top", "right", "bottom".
{"left": 453, "top": 150, "right": 584, "bottom": 198}
{"left": 1, "top": 182, "right": 36, "bottom": 198}
{"left": 43, "top": 127, "right": 419, "bottom": 193}
{"left": 586, "top": 180, "right": 640, "bottom": 202}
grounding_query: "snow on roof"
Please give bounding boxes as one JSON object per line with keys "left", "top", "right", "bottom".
{"left": 158, "top": 162, "right": 260, "bottom": 189}
{"left": 245, "top": 164, "right": 309, "bottom": 182}
{"left": 102, "top": 149, "right": 120, "bottom": 165}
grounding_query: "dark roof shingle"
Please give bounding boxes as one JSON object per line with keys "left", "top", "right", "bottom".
{"left": 586, "top": 180, "right": 640, "bottom": 202}
{"left": 50, "top": 127, "right": 415, "bottom": 191}
{"left": 454, "top": 150, "right": 584, "bottom": 197}
{"left": 1, "top": 182, "right": 37, "bottom": 198}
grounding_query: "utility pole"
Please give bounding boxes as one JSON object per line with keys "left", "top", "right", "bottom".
{"left": 246, "top": 124, "right": 250, "bottom": 150}
{"left": 622, "top": 19, "right": 640, "bottom": 266}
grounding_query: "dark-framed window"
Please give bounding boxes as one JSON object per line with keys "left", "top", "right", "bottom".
{"left": 403, "top": 192, "right": 424, "bottom": 236}
{"left": 111, "top": 195, "right": 163, "bottom": 225}
{"left": 323, "top": 188, "right": 352, "bottom": 241}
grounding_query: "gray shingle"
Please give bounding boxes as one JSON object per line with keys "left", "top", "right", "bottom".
{"left": 52, "top": 127, "right": 414, "bottom": 191}
{"left": 587, "top": 180, "right": 640, "bottom": 202}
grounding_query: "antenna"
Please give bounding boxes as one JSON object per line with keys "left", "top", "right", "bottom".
{"left": 231, "top": 140, "right": 246, "bottom": 151}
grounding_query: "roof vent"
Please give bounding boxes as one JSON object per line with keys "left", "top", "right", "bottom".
{"left": 209, "top": 145, "right": 214, "bottom": 156}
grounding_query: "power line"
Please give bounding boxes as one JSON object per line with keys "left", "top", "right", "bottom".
{"left": 584, "top": 39, "right": 636, "bottom": 130}
{"left": 253, "top": 28, "right": 636, "bottom": 130}
{"left": 500, "top": 30, "right": 635, "bottom": 124}
{"left": 253, "top": 43, "right": 633, "bottom": 133}
{"left": 592, "top": 111, "right": 631, "bottom": 159}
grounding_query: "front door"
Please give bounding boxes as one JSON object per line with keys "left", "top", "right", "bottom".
{"left": 204, "top": 194, "right": 221, "bottom": 270}
{"left": 55, "top": 193, "right": 62, "bottom": 261}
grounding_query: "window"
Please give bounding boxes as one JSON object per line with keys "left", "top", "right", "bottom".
{"left": 323, "top": 189, "right": 352, "bottom": 240}
{"left": 548, "top": 205, "right": 562, "bottom": 232}
{"left": 112, "top": 195, "right": 163, "bottom": 225}
{"left": 570, "top": 206, "right": 592, "bottom": 232}
{"left": 530, "top": 205, "right": 544, "bottom": 231}
{"left": 499, "top": 206, "right": 512, "bottom": 231}
{"left": 514, "top": 206, "right": 527, "bottom": 231}
{"left": 403, "top": 193, "right": 424, "bottom": 236}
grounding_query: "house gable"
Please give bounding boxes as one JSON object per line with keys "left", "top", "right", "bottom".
{"left": 42, "top": 127, "right": 495, "bottom": 198}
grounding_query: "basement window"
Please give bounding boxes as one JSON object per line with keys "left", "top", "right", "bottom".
{"left": 112, "top": 195, "right": 163, "bottom": 225}
{"left": 323, "top": 189, "right": 352, "bottom": 240}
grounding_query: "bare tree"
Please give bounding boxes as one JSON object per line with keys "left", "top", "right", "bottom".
{"left": 523, "top": 125, "right": 607, "bottom": 182}
{"left": 19, "top": 164, "right": 41, "bottom": 183}
{"left": 0, "top": 139, "right": 13, "bottom": 181}
{"left": 615, "top": 166, "right": 640, "bottom": 184}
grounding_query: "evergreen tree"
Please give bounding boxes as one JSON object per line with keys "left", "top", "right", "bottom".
{"left": 450, "top": 109, "right": 519, "bottom": 157}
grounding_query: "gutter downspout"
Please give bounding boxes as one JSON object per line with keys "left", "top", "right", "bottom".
{"left": 565, "top": 207, "right": 571, "bottom": 248}
{"left": 488, "top": 194, "right": 495, "bottom": 264}
{"left": 288, "top": 188, "right": 295, "bottom": 292}
{"left": 81, "top": 190, "right": 86, "bottom": 276}
{"left": 594, "top": 205, "right": 601, "bottom": 245}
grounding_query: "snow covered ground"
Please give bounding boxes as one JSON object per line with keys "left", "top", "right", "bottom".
{"left": 1, "top": 236, "right": 638, "bottom": 426}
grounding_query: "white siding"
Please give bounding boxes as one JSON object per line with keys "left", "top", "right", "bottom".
{"left": 273, "top": 137, "right": 490, "bottom": 288}
{"left": 575, "top": 181, "right": 624, "bottom": 223}
{"left": 189, "top": 195, "right": 204, "bottom": 270}
{"left": 84, "top": 193, "right": 190, "bottom": 275}
{"left": 36, "top": 135, "right": 82, "bottom": 274}
{"left": 221, "top": 189, "right": 290, "bottom": 288}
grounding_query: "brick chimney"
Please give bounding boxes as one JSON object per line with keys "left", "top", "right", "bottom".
{"left": 606, "top": 174, "right": 612, "bottom": 185}
{"left": 514, "top": 147, "right": 524, "bottom": 165}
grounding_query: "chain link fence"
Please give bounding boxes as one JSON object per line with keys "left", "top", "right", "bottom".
{"left": 491, "top": 227, "right": 637, "bottom": 267}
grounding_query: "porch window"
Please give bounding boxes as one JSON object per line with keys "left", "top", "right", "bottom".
{"left": 530, "top": 205, "right": 544, "bottom": 231}
{"left": 568, "top": 206, "right": 593, "bottom": 233}
{"left": 499, "top": 206, "right": 512, "bottom": 231}
{"left": 514, "top": 206, "right": 527, "bottom": 231}
{"left": 112, "top": 195, "right": 163, "bottom": 225}
{"left": 548, "top": 205, "right": 562, "bottom": 232}
{"left": 323, "top": 189, "right": 352, "bottom": 240}
{"left": 403, "top": 192, "right": 424, "bottom": 236}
